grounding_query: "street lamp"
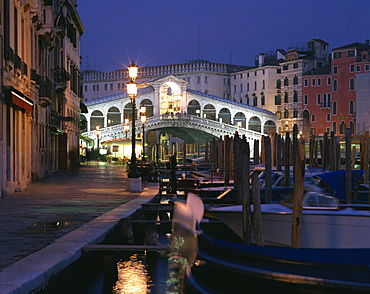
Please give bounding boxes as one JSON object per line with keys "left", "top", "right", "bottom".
{"left": 140, "top": 106, "right": 146, "bottom": 162}
{"left": 127, "top": 62, "right": 140, "bottom": 178}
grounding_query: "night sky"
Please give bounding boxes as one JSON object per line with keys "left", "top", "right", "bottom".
{"left": 77, "top": 0, "right": 370, "bottom": 73}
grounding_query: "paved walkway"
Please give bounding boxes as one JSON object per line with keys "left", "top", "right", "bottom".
{"left": 0, "top": 161, "right": 159, "bottom": 294}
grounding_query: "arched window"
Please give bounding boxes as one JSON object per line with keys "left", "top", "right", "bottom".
{"left": 284, "top": 92, "right": 289, "bottom": 103}
{"left": 340, "top": 121, "right": 346, "bottom": 134}
{"left": 332, "top": 101, "right": 337, "bottom": 115}
{"left": 284, "top": 76, "right": 289, "bottom": 87}
{"left": 332, "top": 121, "right": 337, "bottom": 134}
{"left": 333, "top": 79, "right": 338, "bottom": 92}
{"left": 293, "top": 75, "right": 298, "bottom": 85}
{"left": 349, "top": 78, "right": 355, "bottom": 91}
{"left": 254, "top": 81, "right": 257, "bottom": 91}
{"left": 284, "top": 109, "right": 289, "bottom": 118}
{"left": 293, "top": 91, "right": 298, "bottom": 102}
{"left": 253, "top": 94, "right": 258, "bottom": 106}
{"left": 275, "top": 95, "right": 281, "bottom": 105}
{"left": 276, "top": 79, "right": 281, "bottom": 89}
{"left": 293, "top": 109, "right": 298, "bottom": 118}
{"left": 349, "top": 100, "right": 354, "bottom": 114}
{"left": 262, "top": 80, "right": 265, "bottom": 89}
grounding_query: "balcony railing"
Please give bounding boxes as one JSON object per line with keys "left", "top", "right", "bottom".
{"left": 4, "top": 45, "right": 14, "bottom": 63}
{"left": 54, "top": 68, "right": 71, "bottom": 83}
{"left": 21, "top": 62, "right": 28, "bottom": 76}
{"left": 14, "top": 54, "right": 21, "bottom": 70}
{"left": 39, "top": 76, "right": 54, "bottom": 99}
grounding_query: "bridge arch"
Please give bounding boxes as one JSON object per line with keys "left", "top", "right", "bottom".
{"left": 140, "top": 99, "right": 154, "bottom": 117}
{"left": 234, "top": 112, "right": 246, "bottom": 128}
{"left": 187, "top": 100, "right": 201, "bottom": 115}
{"left": 218, "top": 108, "right": 231, "bottom": 124}
{"left": 90, "top": 110, "right": 104, "bottom": 130}
{"left": 264, "top": 120, "right": 276, "bottom": 135}
{"left": 248, "top": 116, "right": 261, "bottom": 133}
{"left": 159, "top": 81, "right": 182, "bottom": 114}
{"left": 107, "top": 106, "right": 121, "bottom": 126}
{"left": 203, "top": 104, "right": 216, "bottom": 120}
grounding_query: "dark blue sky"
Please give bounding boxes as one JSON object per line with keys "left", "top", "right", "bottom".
{"left": 77, "top": 0, "right": 370, "bottom": 72}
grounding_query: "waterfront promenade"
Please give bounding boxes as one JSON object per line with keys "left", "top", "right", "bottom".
{"left": 0, "top": 161, "right": 159, "bottom": 294}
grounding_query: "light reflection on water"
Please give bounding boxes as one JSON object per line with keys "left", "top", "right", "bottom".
{"left": 112, "top": 254, "right": 153, "bottom": 294}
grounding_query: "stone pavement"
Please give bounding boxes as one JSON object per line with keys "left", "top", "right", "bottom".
{"left": 0, "top": 161, "right": 159, "bottom": 294}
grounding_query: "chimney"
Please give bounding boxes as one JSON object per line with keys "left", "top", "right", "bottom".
{"left": 258, "top": 53, "right": 264, "bottom": 67}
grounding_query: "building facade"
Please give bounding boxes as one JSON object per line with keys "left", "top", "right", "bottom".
{"left": 302, "top": 41, "right": 370, "bottom": 137}
{"left": 0, "top": 0, "right": 84, "bottom": 197}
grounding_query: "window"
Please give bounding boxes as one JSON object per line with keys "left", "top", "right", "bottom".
{"left": 349, "top": 78, "right": 355, "bottom": 90}
{"left": 247, "top": 82, "right": 250, "bottom": 91}
{"left": 276, "top": 79, "right": 281, "bottom": 89}
{"left": 104, "top": 84, "right": 107, "bottom": 90}
{"left": 247, "top": 73, "right": 250, "bottom": 77}
{"left": 284, "top": 92, "right": 289, "bottom": 103}
{"left": 333, "top": 66, "right": 338, "bottom": 74}
{"left": 340, "top": 121, "right": 345, "bottom": 134}
{"left": 253, "top": 95, "right": 257, "bottom": 106}
{"left": 326, "top": 127, "right": 331, "bottom": 133}
{"left": 293, "top": 75, "right": 298, "bottom": 85}
{"left": 283, "top": 65, "right": 288, "bottom": 70}
{"left": 326, "top": 113, "right": 331, "bottom": 122}
{"left": 254, "top": 71, "right": 257, "bottom": 76}
{"left": 366, "top": 65, "right": 370, "bottom": 71}
{"left": 317, "top": 78, "right": 321, "bottom": 86}
{"left": 93, "top": 85, "right": 96, "bottom": 91}
{"left": 332, "top": 101, "right": 337, "bottom": 115}
{"left": 349, "top": 100, "right": 354, "bottom": 114}
{"left": 275, "top": 95, "right": 281, "bottom": 105}
{"left": 312, "top": 78, "right": 316, "bottom": 86}
{"left": 332, "top": 122, "right": 337, "bottom": 134}
{"left": 347, "top": 49, "right": 355, "bottom": 57}
{"left": 350, "top": 64, "right": 355, "bottom": 72}
{"left": 311, "top": 114, "right": 316, "bottom": 122}
{"left": 84, "top": 85, "right": 87, "bottom": 92}
{"left": 332, "top": 80, "right": 338, "bottom": 92}
{"left": 327, "top": 77, "right": 332, "bottom": 85}
{"left": 254, "top": 81, "right": 257, "bottom": 90}
{"left": 118, "top": 83, "right": 121, "bottom": 89}
{"left": 317, "top": 94, "right": 321, "bottom": 104}
{"left": 293, "top": 91, "right": 298, "bottom": 102}
{"left": 293, "top": 63, "right": 298, "bottom": 69}
{"left": 293, "top": 109, "right": 298, "bottom": 118}
{"left": 356, "top": 65, "right": 361, "bottom": 72}
{"left": 333, "top": 51, "right": 342, "bottom": 59}
{"left": 234, "top": 85, "right": 237, "bottom": 93}
{"left": 284, "top": 110, "right": 289, "bottom": 118}
{"left": 197, "top": 76, "right": 200, "bottom": 83}
{"left": 240, "top": 84, "right": 243, "bottom": 92}
{"left": 205, "top": 76, "right": 208, "bottom": 83}
{"left": 261, "top": 95, "right": 265, "bottom": 106}
{"left": 96, "top": 85, "right": 99, "bottom": 91}
{"left": 240, "top": 74, "right": 243, "bottom": 78}
{"left": 262, "top": 69, "right": 265, "bottom": 74}
{"left": 262, "top": 80, "right": 265, "bottom": 89}
{"left": 304, "top": 94, "right": 308, "bottom": 105}
{"left": 284, "top": 77, "right": 289, "bottom": 86}
{"left": 304, "top": 79, "right": 308, "bottom": 87}
{"left": 276, "top": 68, "right": 281, "bottom": 74}
{"left": 110, "top": 84, "right": 113, "bottom": 90}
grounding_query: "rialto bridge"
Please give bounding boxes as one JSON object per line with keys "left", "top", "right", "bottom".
{"left": 81, "top": 75, "right": 278, "bottom": 161}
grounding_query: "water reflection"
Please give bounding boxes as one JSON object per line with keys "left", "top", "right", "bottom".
{"left": 113, "top": 254, "right": 153, "bottom": 294}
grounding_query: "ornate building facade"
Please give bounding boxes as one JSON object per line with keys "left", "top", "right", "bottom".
{"left": 0, "top": 0, "right": 84, "bottom": 197}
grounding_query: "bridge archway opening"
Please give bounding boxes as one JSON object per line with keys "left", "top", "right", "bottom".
{"left": 107, "top": 106, "right": 121, "bottom": 126}
{"left": 234, "top": 112, "right": 246, "bottom": 128}
{"left": 140, "top": 99, "right": 154, "bottom": 117}
{"left": 90, "top": 110, "right": 104, "bottom": 130}
{"left": 187, "top": 100, "right": 201, "bottom": 116}
{"left": 159, "top": 82, "right": 182, "bottom": 114}
{"left": 218, "top": 108, "right": 231, "bottom": 124}
{"left": 264, "top": 120, "right": 276, "bottom": 135}
{"left": 203, "top": 104, "right": 216, "bottom": 120}
{"left": 249, "top": 116, "right": 261, "bottom": 132}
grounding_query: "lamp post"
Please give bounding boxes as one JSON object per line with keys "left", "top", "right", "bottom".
{"left": 140, "top": 106, "right": 146, "bottom": 162}
{"left": 127, "top": 62, "right": 140, "bottom": 178}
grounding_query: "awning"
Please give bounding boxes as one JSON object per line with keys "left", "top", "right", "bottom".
{"left": 10, "top": 90, "right": 34, "bottom": 112}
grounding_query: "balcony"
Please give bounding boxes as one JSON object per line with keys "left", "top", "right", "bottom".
{"left": 39, "top": 76, "right": 54, "bottom": 100}
{"left": 4, "top": 45, "right": 14, "bottom": 63}
{"left": 21, "top": 62, "right": 28, "bottom": 76}
{"left": 14, "top": 54, "right": 21, "bottom": 70}
{"left": 320, "top": 102, "right": 331, "bottom": 109}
